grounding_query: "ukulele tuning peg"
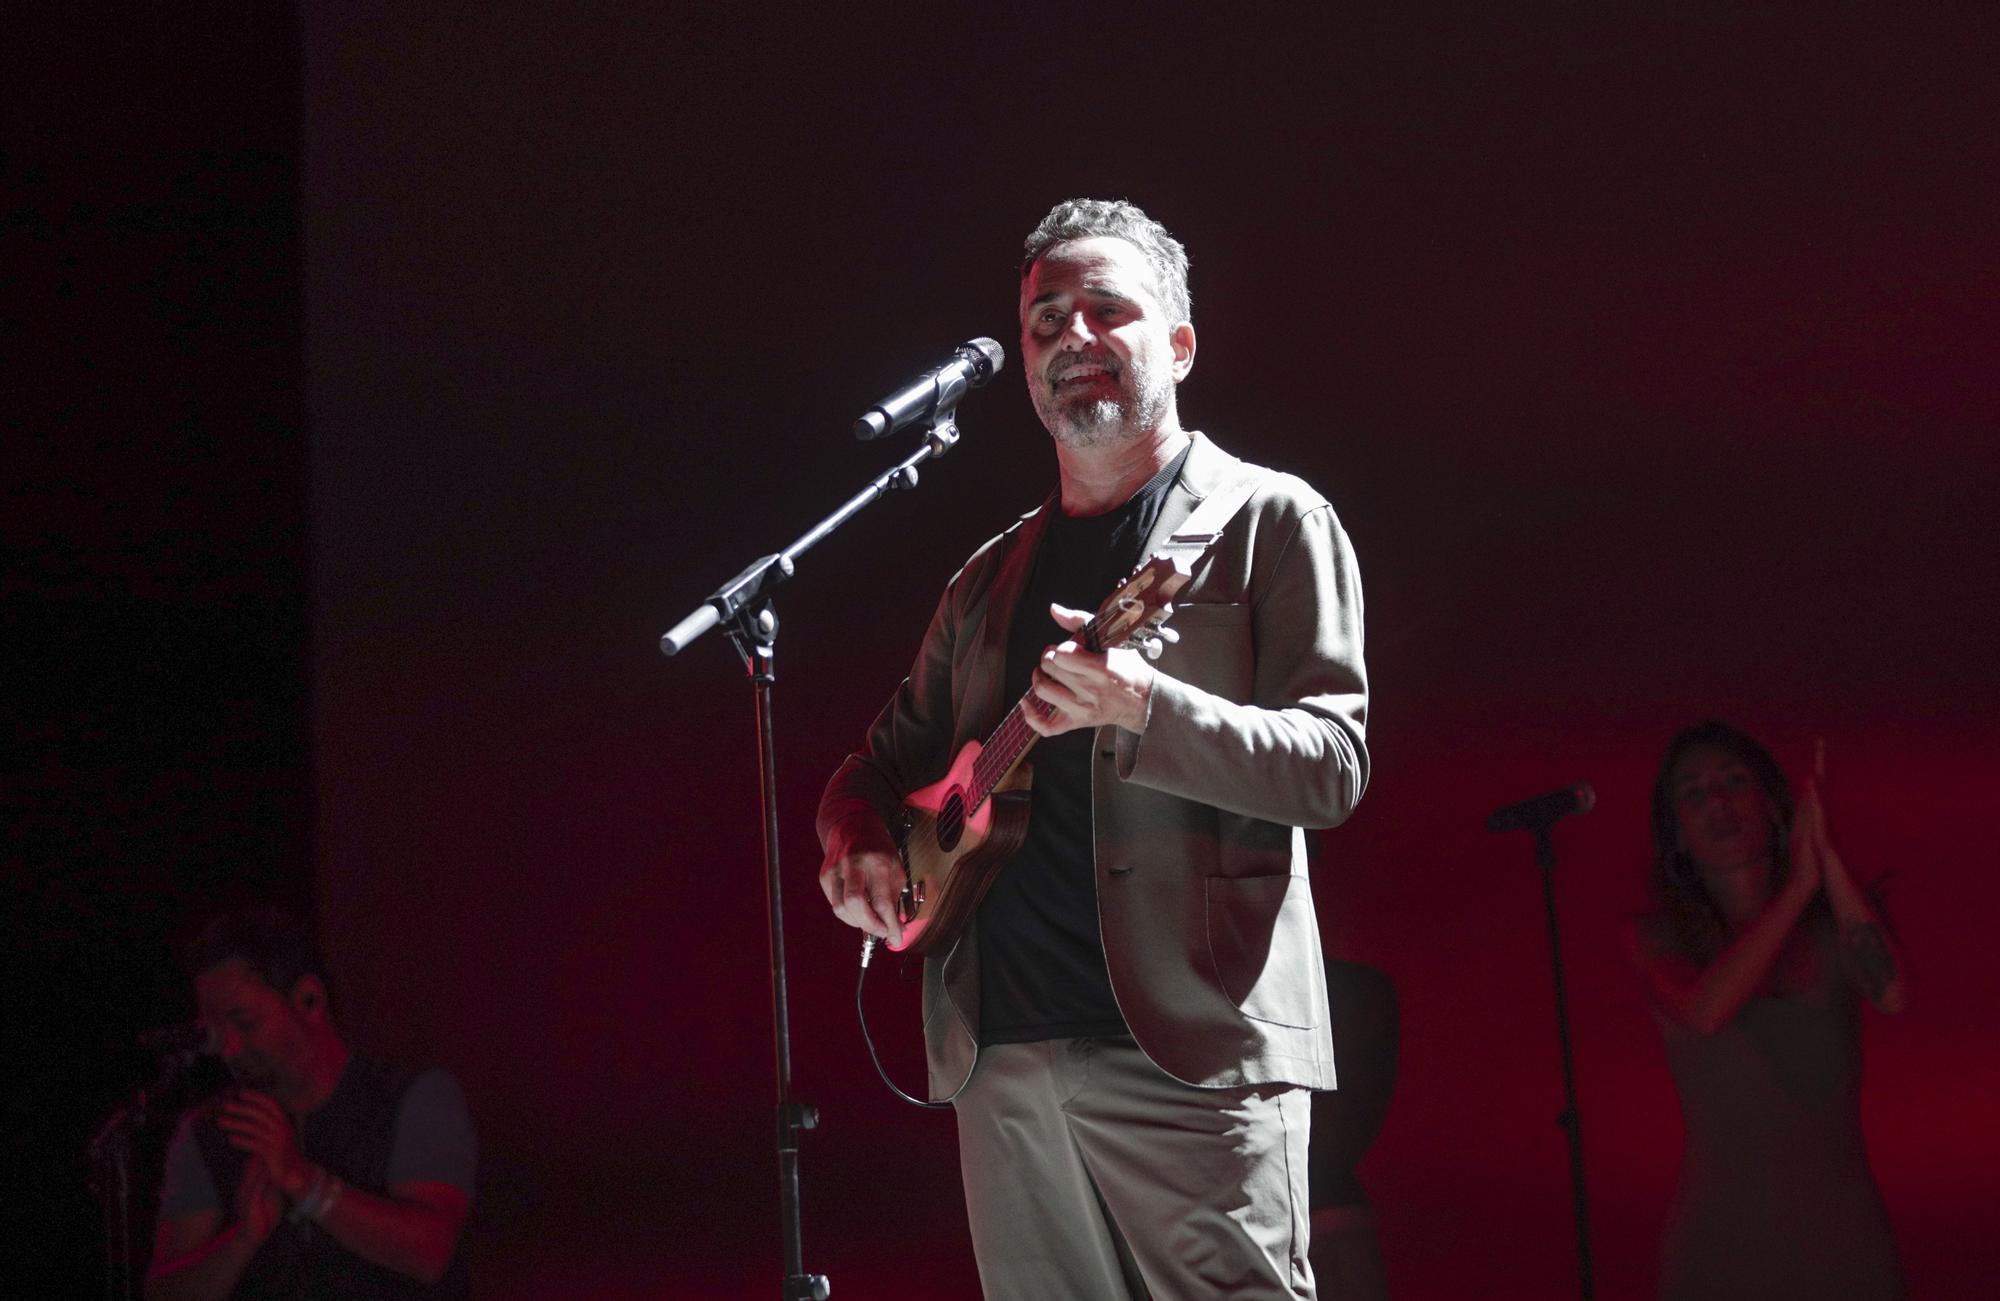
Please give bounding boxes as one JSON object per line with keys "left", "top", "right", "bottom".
{"left": 1135, "top": 631, "right": 1166, "bottom": 661}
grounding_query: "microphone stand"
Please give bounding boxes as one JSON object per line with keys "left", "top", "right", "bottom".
{"left": 660, "top": 407, "right": 969, "bottom": 1301}
{"left": 1522, "top": 826, "right": 1594, "bottom": 1300}
{"left": 86, "top": 1044, "right": 204, "bottom": 1301}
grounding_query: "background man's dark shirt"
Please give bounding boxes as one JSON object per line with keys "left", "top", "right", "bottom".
{"left": 161, "top": 1057, "right": 475, "bottom": 1299}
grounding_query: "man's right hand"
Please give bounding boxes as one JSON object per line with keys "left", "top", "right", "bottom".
{"left": 235, "top": 1154, "right": 282, "bottom": 1245}
{"left": 819, "top": 819, "right": 906, "bottom": 946}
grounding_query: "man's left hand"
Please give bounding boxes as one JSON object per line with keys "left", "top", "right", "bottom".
{"left": 219, "top": 1090, "right": 315, "bottom": 1201}
{"left": 1027, "top": 603, "right": 1156, "bottom": 737}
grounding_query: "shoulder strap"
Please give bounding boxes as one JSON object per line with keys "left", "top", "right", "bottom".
{"left": 1150, "top": 465, "right": 1268, "bottom": 569}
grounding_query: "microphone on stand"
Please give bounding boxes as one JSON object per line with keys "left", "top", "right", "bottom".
{"left": 853, "top": 338, "right": 1005, "bottom": 440}
{"left": 1485, "top": 783, "right": 1596, "bottom": 833}
{"left": 139, "top": 1021, "right": 215, "bottom": 1057}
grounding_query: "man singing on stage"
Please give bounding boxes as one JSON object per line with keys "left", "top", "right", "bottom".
{"left": 817, "top": 198, "right": 1368, "bottom": 1299}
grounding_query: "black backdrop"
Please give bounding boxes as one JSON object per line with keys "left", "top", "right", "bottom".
{"left": 8, "top": 7, "right": 310, "bottom": 1295}
{"left": 10, "top": 5, "right": 1998, "bottom": 1297}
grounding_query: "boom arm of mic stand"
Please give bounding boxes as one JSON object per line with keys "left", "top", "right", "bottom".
{"left": 654, "top": 406, "right": 970, "bottom": 1301}
{"left": 659, "top": 425, "right": 953, "bottom": 658}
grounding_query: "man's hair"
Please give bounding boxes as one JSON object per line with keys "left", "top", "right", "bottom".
{"left": 185, "top": 905, "right": 331, "bottom": 1003}
{"left": 1021, "top": 198, "right": 1192, "bottom": 326}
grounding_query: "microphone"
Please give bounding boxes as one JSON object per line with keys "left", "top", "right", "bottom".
{"left": 1485, "top": 783, "right": 1596, "bottom": 833}
{"left": 853, "top": 338, "right": 1005, "bottom": 440}
{"left": 139, "top": 1021, "right": 216, "bottom": 1056}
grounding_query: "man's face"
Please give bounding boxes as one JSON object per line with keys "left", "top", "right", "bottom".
{"left": 1019, "top": 236, "right": 1194, "bottom": 448}
{"left": 195, "top": 957, "right": 317, "bottom": 1098}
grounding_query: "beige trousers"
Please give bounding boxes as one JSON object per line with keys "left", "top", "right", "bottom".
{"left": 954, "top": 1036, "right": 1315, "bottom": 1301}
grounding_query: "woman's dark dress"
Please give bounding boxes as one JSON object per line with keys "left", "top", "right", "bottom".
{"left": 1656, "top": 925, "right": 1905, "bottom": 1300}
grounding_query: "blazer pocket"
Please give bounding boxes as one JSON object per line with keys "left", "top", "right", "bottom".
{"left": 1167, "top": 601, "right": 1251, "bottom": 625}
{"left": 1160, "top": 602, "right": 1253, "bottom": 704}
{"left": 1204, "top": 874, "right": 1320, "bottom": 1029}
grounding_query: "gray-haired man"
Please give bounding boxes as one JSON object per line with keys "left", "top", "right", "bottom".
{"left": 819, "top": 199, "right": 1368, "bottom": 1299}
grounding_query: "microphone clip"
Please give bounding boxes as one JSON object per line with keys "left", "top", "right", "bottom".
{"left": 922, "top": 413, "right": 961, "bottom": 459}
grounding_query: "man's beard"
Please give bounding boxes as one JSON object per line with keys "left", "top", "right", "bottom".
{"left": 1035, "top": 360, "right": 1173, "bottom": 449}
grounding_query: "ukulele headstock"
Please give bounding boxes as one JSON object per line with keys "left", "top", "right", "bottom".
{"left": 1082, "top": 554, "right": 1193, "bottom": 656}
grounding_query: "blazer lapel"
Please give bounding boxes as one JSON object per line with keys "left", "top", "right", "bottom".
{"left": 967, "top": 435, "right": 1240, "bottom": 740}
{"left": 1137, "top": 430, "right": 1242, "bottom": 558}
{"left": 961, "top": 492, "right": 1054, "bottom": 746}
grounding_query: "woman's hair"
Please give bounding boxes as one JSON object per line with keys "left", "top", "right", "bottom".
{"left": 1645, "top": 720, "right": 1794, "bottom": 962}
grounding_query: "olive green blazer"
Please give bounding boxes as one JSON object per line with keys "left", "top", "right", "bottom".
{"left": 818, "top": 432, "right": 1369, "bottom": 1096}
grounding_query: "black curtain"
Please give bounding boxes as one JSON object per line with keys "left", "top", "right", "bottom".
{"left": 4, "top": 8, "right": 311, "bottom": 1292}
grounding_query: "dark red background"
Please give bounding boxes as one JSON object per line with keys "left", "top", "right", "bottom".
{"left": 12, "top": 5, "right": 1997, "bottom": 1298}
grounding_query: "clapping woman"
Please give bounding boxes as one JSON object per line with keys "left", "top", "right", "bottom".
{"left": 1622, "top": 722, "right": 1908, "bottom": 1300}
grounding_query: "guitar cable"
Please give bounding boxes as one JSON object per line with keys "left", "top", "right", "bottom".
{"left": 858, "top": 937, "right": 954, "bottom": 1110}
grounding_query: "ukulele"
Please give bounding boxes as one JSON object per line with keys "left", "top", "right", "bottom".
{"left": 888, "top": 553, "right": 1192, "bottom": 954}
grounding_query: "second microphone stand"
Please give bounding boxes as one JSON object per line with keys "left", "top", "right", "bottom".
{"left": 87, "top": 1042, "right": 206, "bottom": 1300}
{"left": 1529, "top": 825, "right": 1593, "bottom": 1300}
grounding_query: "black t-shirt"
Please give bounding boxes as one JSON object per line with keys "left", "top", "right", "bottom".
{"left": 184, "top": 1057, "right": 473, "bottom": 1299}
{"left": 977, "top": 447, "right": 1188, "bottom": 1043}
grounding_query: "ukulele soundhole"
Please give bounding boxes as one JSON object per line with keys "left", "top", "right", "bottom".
{"left": 935, "top": 788, "right": 967, "bottom": 852}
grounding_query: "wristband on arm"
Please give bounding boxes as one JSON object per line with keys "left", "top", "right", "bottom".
{"left": 286, "top": 1167, "right": 343, "bottom": 1223}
